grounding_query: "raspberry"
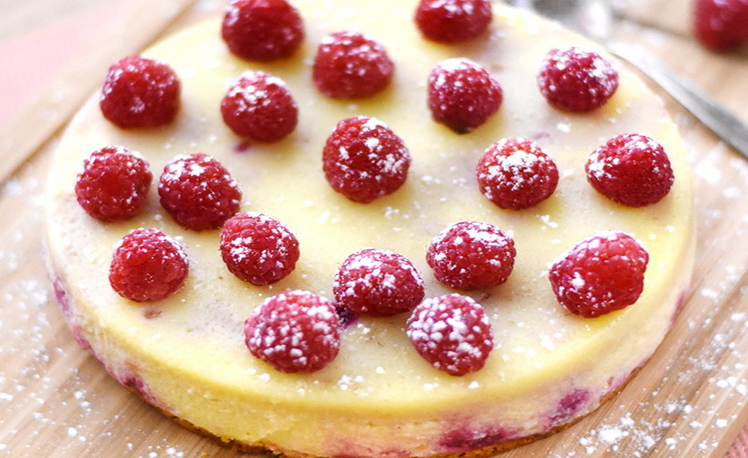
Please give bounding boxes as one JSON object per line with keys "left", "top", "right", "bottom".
{"left": 427, "top": 221, "right": 516, "bottom": 290}
{"left": 585, "top": 133, "right": 674, "bottom": 207}
{"left": 221, "top": 0, "right": 304, "bottom": 61}
{"left": 537, "top": 46, "right": 619, "bottom": 112}
{"left": 694, "top": 0, "right": 748, "bottom": 52}
{"left": 476, "top": 138, "right": 559, "bottom": 210}
{"left": 221, "top": 71, "right": 298, "bottom": 142}
{"left": 220, "top": 212, "right": 300, "bottom": 285}
{"left": 333, "top": 248, "right": 425, "bottom": 316}
{"left": 313, "top": 31, "right": 394, "bottom": 99}
{"left": 109, "top": 228, "right": 189, "bottom": 302}
{"left": 323, "top": 116, "right": 411, "bottom": 203}
{"left": 428, "top": 58, "right": 502, "bottom": 133}
{"left": 415, "top": 0, "right": 492, "bottom": 43}
{"left": 100, "top": 56, "right": 180, "bottom": 128}
{"left": 406, "top": 294, "right": 494, "bottom": 376}
{"left": 158, "top": 154, "right": 242, "bottom": 231}
{"left": 549, "top": 232, "right": 649, "bottom": 318}
{"left": 245, "top": 290, "right": 340, "bottom": 373}
{"left": 75, "top": 146, "right": 152, "bottom": 221}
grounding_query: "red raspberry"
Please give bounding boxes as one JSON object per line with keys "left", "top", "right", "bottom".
{"left": 537, "top": 47, "right": 619, "bottom": 112}
{"left": 221, "top": 0, "right": 304, "bottom": 61}
{"left": 586, "top": 133, "right": 674, "bottom": 207}
{"left": 313, "top": 31, "right": 394, "bottom": 99}
{"left": 476, "top": 138, "right": 559, "bottom": 210}
{"left": 415, "top": 0, "right": 492, "bottom": 43}
{"left": 109, "top": 228, "right": 189, "bottom": 302}
{"left": 100, "top": 56, "right": 180, "bottom": 128}
{"left": 323, "top": 116, "right": 411, "bottom": 203}
{"left": 220, "top": 212, "right": 300, "bottom": 285}
{"left": 549, "top": 232, "right": 649, "bottom": 318}
{"left": 428, "top": 58, "right": 502, "bottom": 133}
{"left": 245, "top": 290, "right": 340, "bottom": 373}
{"left": 221, "top": 71, "right": 298, "bottom": 142}
{"left": 406, "top": 294, "right": 494, "bottom": 376}
{"left": 158, "top": 154, "right": 242, "bottom": 231}
{"left": 427, "top": 221, "right": 516, "bottom": 290}
{"left": 694, "top": 0, "right": 748, "bottom": 52}
{"left": 333, "top": 248, "right": 425, "bottom": 316}
{"left": 75, "top": 146, "right": 152, "bottom": 221}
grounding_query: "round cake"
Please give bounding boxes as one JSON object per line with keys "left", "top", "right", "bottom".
{"left": 45, "top": 0, "right": 695, "bottom": 456}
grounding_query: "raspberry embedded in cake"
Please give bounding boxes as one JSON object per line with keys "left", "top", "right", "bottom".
{"left": 322, "top": 116, "right": 411, "bottom": 203}
{"left": 245, "top": 290, "right": 340, "bottom": 373}
{"left": 537, "top": 46, "right": 619, "bottom": 112}
{"left": 75, "top": 146, "right": 152, "bottom": 222}
{"left": 158, "top": 153, "right": 242, "bottom": 231}
{"left": 415, "top": 0, "right": 493, "bottom": 43}
{"left": 100, "top": 56, "right": 180, "bottom": 128}
{"left": 407, "top": 294, "right": 494, "bottom": 376}
{"left": 313, "top": 31, "right": 395, "bottom": 99}
{"left": 220, "top": 212, "right": 300, "bottom": 285}
{"left": 221, "top": 0, "right": 304, "bottom": 61}
{"left": 476, "top": 138, "right": 559, "bottom": 210}
{"left": 333, "top": 248, "right": 425, "bottom": 316}
{"left": 427, "top": 221, "right": 516, "bottom": 290}
{"left": 221, "top": 71, "right": 299, "bottom": 142}
{"left": 109, "top": 228, "right": 189, "bottom": 302}
{"left": 549, "top": 232, "right": 649, "bottom": 318}
{"left": 428, "top": 58, "right": 502, "bottom": 133}
{"left": 586, "top": 133, "right": 675, "bottom": 207}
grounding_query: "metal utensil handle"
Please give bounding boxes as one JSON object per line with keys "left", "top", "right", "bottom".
{"left": 609, "top": 44, "right": 748, "bottom": 159}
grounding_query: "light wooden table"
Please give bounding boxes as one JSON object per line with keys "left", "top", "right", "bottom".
{"left": 1, "top": 0, "right": 747, "bottom": 456}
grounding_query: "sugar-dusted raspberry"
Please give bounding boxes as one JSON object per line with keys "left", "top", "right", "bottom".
{"left": 245, "top": 290, "right": 340, "bottom": 373}
{"left": 221, "top": 71, "right": 298, "bottom": 142}
{"left": 333, "top": 248, "right": 425, "bottom": 316}
{"left": 109, "top": 228, "right": 189, "bottom": 302}
{"left": 323, "top": 116, "right": 411, "bottom": 203}
{"left": 586, "top": 133, "right": 674, "bottom": 207}
{"left": 75, "top": 146, "right": 152, "bottom": 221}
{"left": 220, "top": 212, "right": 300, "bottom": 285}
{"left": 313, "top": 31, "right": 394, "bottom": 99}
{"left": 158, "top": 154, "right": 241, "bottom": 231}
{"left": 476, "top": 138, "right": 559, "bottom": 210}
{"left": 694, "top": 0, "right": 748, "bottom": 52}
{"left": 415, "top": 0, "right": 492, "bottom": 43}
{"left": 427, "top": 221, "right": 516, "bottom": 290}
{"left": 537, "top": 46, "right": 618, "bottom": 112}
{"left": 428, "top": 58, "right": 502, "bottom": 133}
{"left": 100, "top": 56, "right": 180, "bottom": 128}
{"left": 549, "top": 232, "right": 649, "bottom": 318}
{"left": 221, "top": 0, "right": 304, "bottom": 61}
{"left": 407, "top": 294, "right": 493, "bottom": 376}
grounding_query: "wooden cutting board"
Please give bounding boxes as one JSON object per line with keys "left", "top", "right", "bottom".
{"left": 1, "top": 0, "right": 747, "bottom": 456}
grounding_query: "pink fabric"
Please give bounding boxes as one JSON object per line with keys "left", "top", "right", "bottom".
{"left": 2, "top": 1, "right": 748, "bottom": 455}
{"left": 0, "top": 0, "right": 127, "bottom": 128}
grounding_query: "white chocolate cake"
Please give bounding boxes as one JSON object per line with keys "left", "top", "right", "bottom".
{"left": 45, "top": 1, "right": 695, "bottom": 456}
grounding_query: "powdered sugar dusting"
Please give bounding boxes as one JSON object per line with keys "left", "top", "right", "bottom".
{"left": 407, "top": 294, "right": 493, "bottom": 376}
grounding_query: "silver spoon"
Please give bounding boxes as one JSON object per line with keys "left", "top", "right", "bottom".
{"left": 509, "top": 0, "right": 748, "bottom": 159}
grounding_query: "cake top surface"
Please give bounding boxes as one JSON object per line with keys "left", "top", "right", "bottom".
{"left": 45, "top": 1, "right": 692, "bottom": 410}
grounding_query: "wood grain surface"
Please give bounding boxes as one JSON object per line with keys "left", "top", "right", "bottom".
{"left": 1, "top": 0, "right": 748, "bottom": 456}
